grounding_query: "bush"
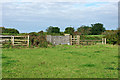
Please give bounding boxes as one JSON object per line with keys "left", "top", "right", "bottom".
{"left": 104, "top": 30, "right": 119, "bottom": 45}
{"left": 2, "top": 41, "right": 13, "bottom": 48}
{"left": 29, "top": 32, "right": 51, "bottom": 48}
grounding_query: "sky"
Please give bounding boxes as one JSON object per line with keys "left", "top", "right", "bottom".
{"left": 1, "top": 1, "right": 118, "bottom": 33}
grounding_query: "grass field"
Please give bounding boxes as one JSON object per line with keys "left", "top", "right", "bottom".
{"left": 85, "top": 35, "right": 105, "bottom": 37}
{"left": 2, "top": 44, "right": 118, "bottom": 78}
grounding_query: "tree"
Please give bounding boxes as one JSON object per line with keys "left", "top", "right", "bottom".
{"left": 77, "top": 25, "right": 91, "bottom": 35}
{"left": 38, "top": 31, "right": 44, "bottom": 34}
{"left": 46, "top": 26, "right": 53, "bottom": 33}
{"left": 64, "top": 27, "right": 75, "bottom": 35}
{"left": 46, "top": 26, "right": 60, "bottom": 33}
{"left": 91, "top": 23, "right": 105, "bottom": 35}
{"left": 4, "top": 28, "right": 19, "bottom": 34}
{"left": 0, "top": 27, "right": 19, "bottom": 34}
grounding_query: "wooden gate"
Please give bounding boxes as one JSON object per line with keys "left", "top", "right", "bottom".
{"left": 69, "top": 35, "right": 106, "bottom": 45}
{"left": 70, "top": 35, "right": 80, "bottom": 45}
{"left": 0, "top": 35, "right": 29, "bottom": 47}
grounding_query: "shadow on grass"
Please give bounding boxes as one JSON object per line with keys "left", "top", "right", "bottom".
{"left": 111, "top": 62, "right": 116, "bottom": 64}
{"left": 2, "top": 54, "right": 11, "bottom": 59}
{"left": 83, "top": 64, "right": 95, "bottom": 67}
{"left": 114, "top": 56, "right": 120, "bottom": 59}
{"left": 2, "top": 56, "right": 8, "bottom": 59}
{"left": 65, "top": 51, "right": 88, "bottom": 56}
{"left": 104, "top": 67, "right": 115, "bottom": 70}
{"left": 2, "top": 54, "right": 8, "bottom": 59}
{"left": 94, "top": 50, "right": 101, "bottom": 53}
{"left": 104, "top": 67, "right": 120, "bottom": 70}
{"left": 3, "top": 60, "right": 18, "bottom": 67}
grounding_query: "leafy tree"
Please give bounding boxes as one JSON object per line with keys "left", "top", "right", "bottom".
{"left": 0, "top": 27, "right": 19, "bottom": 34}
{"left": 46, "top": 26, "right": 53, "bottom": 33}
{"left": 38, "top": 31, "right": 44, "bottom": 34}
{"left": 91, "top": 23, "right": 105, "bottom": 35}
{"left": 77, "top": 25, "right": 91, "bottom": 35}
{"left": 29, "top": 32, "right": 38, "bottom": 36}
{"left": 46, "top": 26, "right": 60, "bottom": 33}
{"left": 64, "top": 27, "right": 75, "bottom": 35}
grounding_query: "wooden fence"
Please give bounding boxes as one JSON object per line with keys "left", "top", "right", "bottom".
{"left": 70, "top": 35, "right": 106, "bottom": 45}
{"left": 0, "top": 35, "right": 29, "bottom": 47}
{"left": 0, "top": 35, "right": 106, "bottom": 47}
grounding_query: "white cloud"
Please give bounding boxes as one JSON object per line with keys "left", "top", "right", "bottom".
{"left": 2, "top": 2, "right": 118, "bottom": 32}
{"left": 1, "top": 0, "right": 119, "bottom": 3}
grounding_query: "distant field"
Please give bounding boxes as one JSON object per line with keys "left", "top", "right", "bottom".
{"left": 2, "top": 44, "right": 118, "bottom": 78}
{"left": 85, "top": 35, "right": 105, "bottom": 37}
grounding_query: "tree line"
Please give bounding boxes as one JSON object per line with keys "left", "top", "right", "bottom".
{"left": 1, "top": 23, "right": 105, "bottom": 35}
{"left": 46, "top": 23, "right": 105, "bottom": 35}
{"left": 1, "top": 23, "right": 119, "bottom": 45}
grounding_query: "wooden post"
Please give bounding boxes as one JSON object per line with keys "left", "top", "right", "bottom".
{"left": 11, "top": 36, "right": 12, "bottom": 46}
{"left": 70, "top": 35, "right": 72, "bottom": 45}
{"left": 77, "top": 35, "right": 80, "bottom": 45}
{"left": 12, "top": 36, "right": 14, "bottom": 46}
{"left": 105, "top": 38, "right": 106, "bottom": 44}
{"left": 25, "top": 36, "right": 26, "bottom": 43}
{"left": 86, "top": 40, "right": 88, "bottom": 45}
{"left": 27, "top": 35, "right": 29, "bottom": 47}
{"left": 102, "top": 38, "right": 103, "bottom": 44}
{"left": 73, "top": 36, "right": 75, "bottom": 45}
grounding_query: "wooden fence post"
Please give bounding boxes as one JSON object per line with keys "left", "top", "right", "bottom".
{"left": 77, "top": 35, "right": 80, "bottom": 45}
{"left": 105, "top": 38, "right": 106, "bottom": 44}
{"left": 12, "top": 36, "right": 14, "bottom": 46}
{"left": 70, "top": 35, "right": 72, "bottom": 45}
{"left": 27, "top": 35, "right": 29, "bottom": 47}
{"left": 73, "top": 36, "right": 75, "bottom": 45}
{"left": 102, "top": 38, "right": 103, "bottom": 44}
{"left": 11, "top": 36, "right": 12, "bottom": 45}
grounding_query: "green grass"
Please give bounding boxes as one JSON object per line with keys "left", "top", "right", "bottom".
{"left": 85, "top": 35, "right": 105, "bottom": 37}
{"left": 2, "top": 44, "right": 118, "bottom": 78}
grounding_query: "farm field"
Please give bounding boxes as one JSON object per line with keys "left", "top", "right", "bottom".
{"left": 85, "top": 35, "right": 105, "bottom": 37}
{"left": 2, "top": 44, "right": 118, "bottom": 78}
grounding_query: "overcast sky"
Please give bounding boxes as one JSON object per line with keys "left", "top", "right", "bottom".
{"left": 2, "top": 2, "right": 118, "bottom": 33}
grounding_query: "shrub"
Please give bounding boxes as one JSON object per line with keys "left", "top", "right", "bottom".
{"left": 2, "top": 41, "right": 13, "bottom": 48}
{"left": 29, "top": 32, "right": 50, "bottom": 48}
{"left": 104, "top": 30, "right": 119, "bottom": 45}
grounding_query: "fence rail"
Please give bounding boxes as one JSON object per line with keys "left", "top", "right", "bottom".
{"left": 80, "top": 40, "right": 102, "bottom": 41}
{"left": 70, "top": 35, "right": 106, "bottom": 45}
{"left": 0, "top": 35, "right": 29, "bottom": 47}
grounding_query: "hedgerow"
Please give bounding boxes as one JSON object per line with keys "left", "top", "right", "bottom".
{"left": 29, "top": 31, "right": 51, "bottom": 48}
